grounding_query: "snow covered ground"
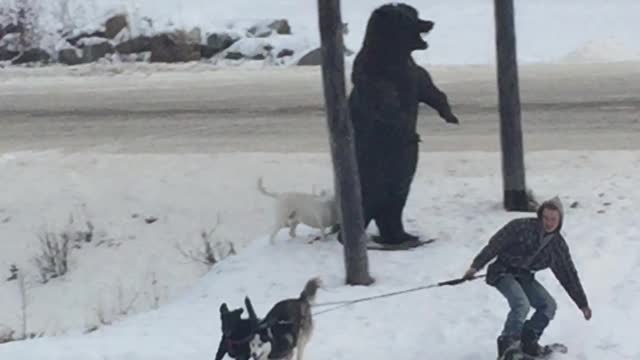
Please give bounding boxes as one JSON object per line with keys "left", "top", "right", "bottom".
{"left": 0, "top": 150, "right": 639, "bottom": 359}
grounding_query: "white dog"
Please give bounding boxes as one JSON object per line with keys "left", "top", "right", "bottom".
{"left": 257, "top": 177, "right": 339, "bottom": 243}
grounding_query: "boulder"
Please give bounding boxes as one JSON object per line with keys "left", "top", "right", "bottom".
{"left": 207, "top": 32, "right": 238, "bottom": 53}
{"left": 277, "top": 49, "right": 294, "bottom": 58}
{"left": 11, "top": 48, "right": 51, "bottom": 65}
{"left": 58, "top": 48, "right": 83, "bottom": 65}
{"left": 115, "top": 36, "right": 151, "bottom": 54}
{"left": 81, "top": 41, "right": 114, "bottom": 63}
{"left": 105, "top": 14, "right": 128, "bottom": 39}
{"left": 149, "top": 33, "right": 200, "bottom": 63}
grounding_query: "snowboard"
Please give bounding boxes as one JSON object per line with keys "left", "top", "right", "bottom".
{"left": 501, "top": 343, "right": 568, "bottom": 360}
{"left": 365, "top": 236, "right": 436, "bottom": 251}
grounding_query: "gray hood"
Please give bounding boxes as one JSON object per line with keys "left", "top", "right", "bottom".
{"left": 537, "top": 196, "right": 565, "bottom": 232}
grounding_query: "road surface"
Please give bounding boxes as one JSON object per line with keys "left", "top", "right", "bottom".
{"left": 1, "top": 62, "right": 639, "bottom": 153}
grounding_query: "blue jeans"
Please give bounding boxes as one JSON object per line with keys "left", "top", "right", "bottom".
{"left": 495, "top": 273, "right": 557, "bottom": 338}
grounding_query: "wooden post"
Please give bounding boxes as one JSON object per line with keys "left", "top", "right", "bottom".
{"left": 317, "top": 0, "right": 373, "bottom": 285}
{"left": 494, "top": 0, "right": 530, "bottom": 211}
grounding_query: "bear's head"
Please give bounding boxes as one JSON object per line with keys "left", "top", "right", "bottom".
{"left": 362, "top": 3, "right": 434, "bottom": 55}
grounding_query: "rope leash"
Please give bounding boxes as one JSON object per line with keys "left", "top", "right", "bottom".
{"left": 312, "top": 274, "right": 486, "bottom": 316}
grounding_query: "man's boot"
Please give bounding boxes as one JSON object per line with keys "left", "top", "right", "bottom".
{"left": 497, "top": 335, "right": 517, "bottom": 359}
{"left": 521, "top": 316, "right": 551, "bottom": 356}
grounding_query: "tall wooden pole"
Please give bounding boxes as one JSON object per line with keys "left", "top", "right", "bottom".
{"left": 317, "top": 0, "right": 373, "bottom": 285}
{"left": 494, "top": 0, "right": 529, "bottom": 211}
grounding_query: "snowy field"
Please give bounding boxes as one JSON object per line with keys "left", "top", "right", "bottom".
{"left": 0, "top": 151, "right": 639, "bottom": 359}
{"left": 1, "top": 0, "right": 640, "bottom": 359}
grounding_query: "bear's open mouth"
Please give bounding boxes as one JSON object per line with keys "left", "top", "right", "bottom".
{"left": 415, "top": 20, "right": 434, "bottom": 49}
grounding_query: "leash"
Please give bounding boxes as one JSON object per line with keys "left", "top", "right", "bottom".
{"left": 312, "top": 274, "right": 486, "bottom": 316}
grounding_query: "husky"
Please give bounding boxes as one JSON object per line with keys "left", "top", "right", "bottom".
{"left": 257, "top": 177, "right": 340, "bottom": 243}
{"left": 215, "top": 278, "right": 321, "bottom": 360}
{"left": 248, "top": 278, "right": 321, "bottom": 360}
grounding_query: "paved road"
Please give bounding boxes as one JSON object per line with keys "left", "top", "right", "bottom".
{"left": 1, "top": 62, "right": 639, "bottom": 153}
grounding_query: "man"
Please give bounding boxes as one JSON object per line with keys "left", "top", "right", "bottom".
{"left": 463, "top": 197, "right": 592, "bottom": 358}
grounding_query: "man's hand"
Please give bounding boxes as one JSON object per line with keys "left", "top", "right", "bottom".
{"left": 581, "top": 306, "right": 592, "bottom": 320}
{"left": 463, "top": 267, "right": 477, "bottom": 280}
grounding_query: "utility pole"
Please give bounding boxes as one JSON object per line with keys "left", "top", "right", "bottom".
{"left": 317, "top": 0, "right": 373, "bottom": 285}
{"left": 494, "top": 0, "right": 530, "bottom": 211}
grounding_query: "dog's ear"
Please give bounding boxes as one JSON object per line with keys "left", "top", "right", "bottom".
{"left": 245, "top": 296, "right": 258, "bottom": 322}
{"left": 220, "top": 303, "right": 229, "bottom": 316}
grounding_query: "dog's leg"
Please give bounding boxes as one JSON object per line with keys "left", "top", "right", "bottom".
{"left": 214, "top": 337, "right": 227, "bottom": 360}
{"left": 319, "top": 223, "right": 327, "bottom": 242}
{"left": 269, "top": 225, "right": 281, "bottom": 244}
{"left": 288, "top": 220, "right": 299, "bottom": 238}
{"left": 295, "top": 337, "right": 308, "bottom": 360}
{"left": 317, "top": 213, "right": 327, "bottom": 242}
{"left": 285, "top": 210, "right": 298, "bottom": 239}
{"left": 308, "top": 213, "right": 326, "bottom": 244}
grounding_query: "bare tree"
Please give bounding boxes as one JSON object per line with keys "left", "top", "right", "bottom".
{"left": 176, "top": 214, "right": 236, "bottom": 268}
{"left": 34, "top": 231, "right": 70, "bottom": 283}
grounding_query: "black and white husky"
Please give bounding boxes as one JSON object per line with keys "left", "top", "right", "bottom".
{"left": 215, "top": 278, "right": 321, "bottom": 360}
{"left": 248, "top": 278, "right": 320, "bottom": 360}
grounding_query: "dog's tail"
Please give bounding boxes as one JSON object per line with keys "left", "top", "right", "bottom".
{"left": 257, "top": 177, "right": 278, "bottom": 198}
{"left": 299, "top": 277, "right": 322, "bottom": 304}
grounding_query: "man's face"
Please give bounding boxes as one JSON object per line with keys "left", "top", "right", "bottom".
{"left": 542, "top": 208, "right": 561, "bottom": 233}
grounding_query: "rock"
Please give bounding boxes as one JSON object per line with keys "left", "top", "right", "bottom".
{"left": 185, "top": 27, "right": 202, "bottom": 44}
{"left": 248, "top": 19, "right": 292, "bottom": 37}
{"left": 296, "top": 46, "right": 353, "bottom": 65}
{"left": 225, "top": 51, "right": 244, "bottom": 60}
{"left": 105, "top": 14, "right": 128, "bottom": 39}
{"left": 248, "top": 25, "right": 272, "bottom": 38}
{"left": 207, "top": 32, "right": 238, "bottom": 53}
{"left": 0, "top": 33, "right": 19, "bottom": 51}
{"left": 0, "top": 324, "right": 15, "bottom": 344}
{"left": 251, "top": 54, "right": 266, "bottom": 60}
{"left": 115, "top": 36, "right": 151, "bottom": 54}
{"left": 82, "top": 41, "right": 114, "bottom": 63}
{"left": 11, "top": 48, "right": 51, "bottom": 65}
{"left": 268, "top": 19, "right": 291, "bottom": 35}
{"left": 1, "top": 23, "right": 23, "bottom": 38}
{"left": 58, "top": 48, "right": 83, "bottom": 65}
{"left": 149, "top": 33, "right": 201, "bottom": 63}
{"left": 341, "top": 22, "right": 349, "bottom": 35}
{"left": 297, "top": 48, "right": 321, "bottom": 66}
{"left": 200, "top": 45, "right": 219, "bottom": 59}
{"left": 344, "top": 47, "right": 354, "bottom": 56}
{"left": 67, "top": 31, "right": 107, "bottom": 46}
{"left": 76, "top": 37, "right": 111, "bottom": 48}
{"left": 277, "top": 49, "right": 294, "bottom": 58}
{"left": 0, "top": 46, "right": 19, "bottom": 61}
